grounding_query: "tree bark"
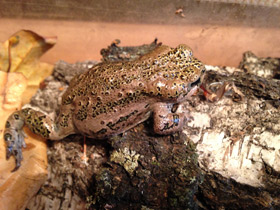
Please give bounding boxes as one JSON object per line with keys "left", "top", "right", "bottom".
{"left": 26, "top": 48, "right": 280, "bottom": 209}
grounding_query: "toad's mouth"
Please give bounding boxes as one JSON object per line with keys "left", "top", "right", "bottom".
{"left": 190, "top": 76, "right": 201, "bottom": 88}
{"left": 189, "top": 67, "right": 205, "bottom": 88}
{"left": 182, "top": 69, "right": 205, "bottom": 99}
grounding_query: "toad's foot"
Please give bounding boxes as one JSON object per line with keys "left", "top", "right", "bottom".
{"left": 4, "top": 108, "right": 76, "bottom": 171}
{"left": 4, "top": 111, "right": 26, "bottom": 172}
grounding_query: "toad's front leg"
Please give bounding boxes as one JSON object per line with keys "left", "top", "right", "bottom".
{"left": 152, "top": 102, "right": 189, "bottom": 135}
{"left": 4, "top": 107, "right": 75, "bottom": 171}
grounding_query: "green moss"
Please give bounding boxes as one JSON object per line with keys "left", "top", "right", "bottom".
{"left": 151, "top": 161, "right": 160, "bottom": 166}
{"left": 110, "top": 147, "right": 142, "bottom": 175}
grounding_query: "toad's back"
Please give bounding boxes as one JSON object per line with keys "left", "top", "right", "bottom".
{"left": 63, "top": 44, "right": 202, "bottom": 109}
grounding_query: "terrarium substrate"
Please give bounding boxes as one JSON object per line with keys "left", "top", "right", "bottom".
{"left": 24, "top": 42, "right": 280, "bottom": 210}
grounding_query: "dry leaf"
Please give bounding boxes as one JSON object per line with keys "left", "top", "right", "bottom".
{"left": 0, "top": 71, "right": 48, "bottom": 210}
{"left": 0, "top": 71, "right": 27, "bottom": 110}
{"left": 0, "top": 30, "right": 56, "bottom": 86}
{"left": 0, "top": 30, "right": 55, "bottom": 210}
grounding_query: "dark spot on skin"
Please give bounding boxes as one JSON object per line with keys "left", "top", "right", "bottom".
{"left": 101, "top": 121, "right": 105, "bottom": 125}
{"left": 22, "top": 108, "right": 30, "bottom": 116}
{"left": 106, "top": 110, "right": 138, "bottom": 130}
{"left": 171, "top": 104, "right": 179, "bottom": 113}
{"left": 157, "top": 93, "right": 163, "bottom": 97}
{"left": 4, "top": 133, "right": 12, "bottom": 141}
{"left": 157, "top": 86, "right": 161, "bottom": 92}
{"left": 97, "top": 128, "right": 107, "bottom": 135}
{"left": 96, "top": 102, "right": 102, "bottom": 108}
{"left": 5, "top": 121, "right": 10, "bottom": 128}
{"left": 63, "top": 95, "right": 74, "bottom": 105}
{"left": 76, "top": 107, "right": 87, "bottom": 121}
{"left": 60, "top": 114, "right": 70, "bottom": 127}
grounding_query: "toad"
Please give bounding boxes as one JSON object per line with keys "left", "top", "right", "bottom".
{"left": 4, "top": 44, "right": 205, "bottom": 171}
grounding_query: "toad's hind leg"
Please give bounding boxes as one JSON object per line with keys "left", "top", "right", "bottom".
{"left": 4, "top": 107, "right": 75, "bottom": 171}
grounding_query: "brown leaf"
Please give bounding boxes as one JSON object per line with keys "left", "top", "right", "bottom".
{"left": 0, "top": 30, "right": 55, "bottom": 210}
{"left": 0, "top": 71, "right": 28, "bottom": 110}
{"left": 0, "top": 30, "right": 56, "bottom": 86}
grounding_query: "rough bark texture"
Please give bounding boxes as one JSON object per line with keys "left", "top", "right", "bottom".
{"left": 26, "top": 45, "right": 280, "bottom": 209}
{"left": 195, "top": 52, "right": 280, "bottom": 209}
{"left": 100, "top": 38, "right": 161, "bottom": 62}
